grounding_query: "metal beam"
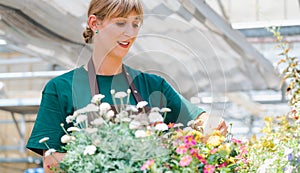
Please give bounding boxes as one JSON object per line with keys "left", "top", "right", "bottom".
{"left": 238, "top": 26, "right": 300, "bottom": 38}
{"left": 180, "top": 0, "right": 280, "bottom": 88}
{"left": 0, "top": 157, "right": 42, "bottom": 164}
{"left": 0, "top": 70, "right": 67, "bottom": 80}
{"left": 0, "top": 57, "right": 42, "bottom": 65}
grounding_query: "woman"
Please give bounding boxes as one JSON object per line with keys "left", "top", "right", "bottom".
{"left": 26, "top": 0, "right": 227, "bottom": 172}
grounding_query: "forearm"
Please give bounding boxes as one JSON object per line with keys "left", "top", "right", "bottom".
{"left": 43, "top": 151, "right": 65, "bottom": 173}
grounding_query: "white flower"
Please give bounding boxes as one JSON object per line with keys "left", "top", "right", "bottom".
{"left": 127, "top": 89, "right": 131, "bottom": 94}
{"left": 148, "top": 112, "right": 163, "bottom": 123}
{"left": 104, "top": 110, "right": 115, "bottom": 120}
{"left": 91, "top": 118, "right": 105, "bottom": 126}
{"left": 61, "top": 135, "right": 73, "bottom": 143}
{"left": 76, "top": 104, "right": 98, "bottom": 114}
{"left": 183, "top": 127, "right": 193, "bottom": 132}
{"left": 257, "top": 164, "right": 268, "bottom": 173}
{"left": 134, "top": 114, "right": 150, "bottom": 126}
{"left": 67, "top": 127, "right": 81, "bottom": 132}
{"left": 85, "top": 104, "right": 99, "bottom": 112}
{"left": 121, "top": 117, "right": 132, "bottom": 122}
{"left": 257, "top": 158, "right": 275, "bottom": 173}
{"left": 39, "top": 137, "right": 49, "bottom": 143}
{"left": 100, "top": 102, "right": 111, "bottom": 112}
{"left": 135, "top": 130, "right": 147, "bottom": 138}
{"left": 160, "top": 108, "right": 171, "bottom": 113}
{"left": 114, "top": 91, "right": 127, "bottom": 99}
{"left": 187, "top": 120, "right": 195, "bottom": 127}
{"left": 76, "top": 107, "right": 87, "bottom": 114}
{"left": 44, "top": 149, "right": 56, "bottom": 157}
{"left": 93, "top": 139, "right": 101, "bottom": 145}
{"left": 174, "top": 123, "right": 184, "bottom": 128}
{"left": 66, "top": 115, "right": 74, "bottom": 124}
{"left": 284, "top": 148, "right": 293, "bottom": 155}
{"left": 85, "top": 128, "right": 98, "bottom": 134}
{"left": 137, "top": 101, "right": 148, "bottom": 109}
{"left": 129, "top": 120, "right": 142, "bottom": 129}
{"left": 76, "top": 115, "right": 87, "bottom": 123}
{"left": 110, "top": 89, "right": 115, "bottom": 95}
{"left": 126, "top": 105, "right": 138, "bottom": 112}
{"left": 155, "top": 123, "right": 168, "bottom": 131}
{"left": 73, "top": 111, "right": 79, "bottom": 118}
{"left": 91, "top": 94, "right": 105, "bottom": 104}
{"left": 150, "top": 107, "right": 160, "bottom": 112}
{"left": 83, "top": 145, "right": 97, "bottom": 155}
{"left": 116, "top": 111, "right": 129, "bottom": 119}
{"left": 284, "top": 165, "right": 294, "bottom": 173}
{"left": 273, "top": 138, "right": 280, "bottom": 144}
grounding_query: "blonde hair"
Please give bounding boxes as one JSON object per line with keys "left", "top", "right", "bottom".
{"left": 83, "top": 0, "right": 144, "bottom": 44}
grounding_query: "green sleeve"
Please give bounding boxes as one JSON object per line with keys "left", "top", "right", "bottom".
{"left": 161, "top": 79, "right": 205, "bottom": 125}
{"left": 26, "top": 81, "right": 67, "bottom": 156}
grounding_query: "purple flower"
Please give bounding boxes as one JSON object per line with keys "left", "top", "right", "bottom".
{"left": 288, "top": 153, "right": 294, "bottom": 162}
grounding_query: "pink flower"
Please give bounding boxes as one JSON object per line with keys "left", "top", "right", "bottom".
{"left": 176, "top": 144, "right": 188, "bottom": 154}
{"left": 231, "top": 138, "right": 242, "bottom": 144}
{"left": 184, "top": 135, "right": 196, "bottom": 146}
{"left": 210, "top": 148, "right": 218, "bottom": 154}
{"left": 190, "top": 148, "right": 199, "bottom": 157}
{"left": 140, "top": 159, "right": 154, "bottom": 170}
{"left": 179, "top": 155, "right": 192, "bottom": 167}
{"left": 236, "top": 146, "right": 248, "bottom": 159}
{"left": 241, "top": 158, "right": 249, "bottom": 164}
{"left": 204, "top": 165, "right": 215, "bottom": 173}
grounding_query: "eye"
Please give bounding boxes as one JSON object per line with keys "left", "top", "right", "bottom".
{"left": 132, "top": 23, "right": 140, "bottom": 28}
{"left": 115, "top": 21, "right": 126, "bottom": 26}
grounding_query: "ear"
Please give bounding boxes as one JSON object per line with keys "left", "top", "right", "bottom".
{"left": 88, "top": 15, "right": 99, "bottom": 32}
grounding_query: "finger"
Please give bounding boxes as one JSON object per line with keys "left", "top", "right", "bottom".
{"left": 216, "top": 119, "right": 226, "bottom": 130}
{"left": 220, "top": 125, "right": 228, "bottom": 136}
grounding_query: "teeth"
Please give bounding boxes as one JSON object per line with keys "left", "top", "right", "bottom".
{"left": 118, "top": 41, "right": 129, "bottom": 46}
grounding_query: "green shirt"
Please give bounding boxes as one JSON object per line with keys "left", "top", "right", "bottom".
{"left": 26, "top": 65, "right": 204, "bottom": 155}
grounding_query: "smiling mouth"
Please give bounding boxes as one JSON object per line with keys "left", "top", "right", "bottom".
{"left": 117, "top": 41, "right": 130, "bottom": 48}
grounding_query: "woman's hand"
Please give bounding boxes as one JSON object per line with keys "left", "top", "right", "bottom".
{"left": 194, "top": 112, "right": 228, "bottom": 136}
{"left": 43, "top": 151, "right": 65, "bottom": 173}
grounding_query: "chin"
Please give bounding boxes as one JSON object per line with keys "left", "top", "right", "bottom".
{"left": 110, "top": 52, "right": 128, "bottom": 60}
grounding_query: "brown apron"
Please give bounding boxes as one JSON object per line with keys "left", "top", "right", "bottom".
{"left": 87, "top": 59, "right": 150, "bottom": 113}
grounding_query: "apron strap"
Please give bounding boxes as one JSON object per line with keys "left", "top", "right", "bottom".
{"left": 88, "top": 58, "right": 99, "bottom": 96}
{"left": 123, "top": 66, "right": 144, "bottom": 103}
{"left": 87, "top": 58, "right": 144, "bottom": 103}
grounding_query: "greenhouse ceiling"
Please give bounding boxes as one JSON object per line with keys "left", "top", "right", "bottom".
{"left": 0, "top": 0, "right": 280, "bottom": 98}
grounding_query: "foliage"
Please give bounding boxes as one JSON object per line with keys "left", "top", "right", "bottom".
{"left": 269, "top": 27, "right": 300, "bottom": 109}
{"left": 40, "top": 90, "right": 247, "bottom": 172}
{"left": 242, "top": 116, "right": 300, "bottom": 173}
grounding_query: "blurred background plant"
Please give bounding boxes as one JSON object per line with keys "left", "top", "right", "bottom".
{"left": 241, "top": 27, "right": 300, "bottom": 173}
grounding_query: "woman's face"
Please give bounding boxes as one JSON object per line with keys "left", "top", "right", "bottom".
{"left": 94, "top": 11, "right": 142, "bottom": 59}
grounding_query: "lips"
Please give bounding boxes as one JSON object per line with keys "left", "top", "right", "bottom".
{"left": 117, "top": 41, "right": 130, "bottom": 48}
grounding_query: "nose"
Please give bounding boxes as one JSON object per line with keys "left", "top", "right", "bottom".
{"left": 123, "top": 24, "right": 138, "bottom": 38}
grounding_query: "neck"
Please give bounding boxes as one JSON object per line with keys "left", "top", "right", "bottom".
{"left": 92, "top": 52, "right": 123, "bottom": 76}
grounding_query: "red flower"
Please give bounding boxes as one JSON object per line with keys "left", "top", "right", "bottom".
{"left": 218, "top": 162, "right": 227, "bottom": 168}
{"left": 168, "top": 123, "right": 175, "bottom": 128}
